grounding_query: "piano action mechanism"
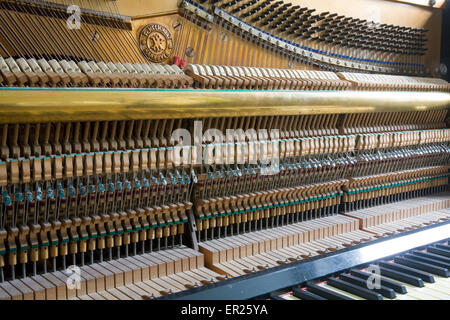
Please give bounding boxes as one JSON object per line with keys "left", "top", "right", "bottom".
{"left": 0, "top": 0, "right": 449, "bottom": 300}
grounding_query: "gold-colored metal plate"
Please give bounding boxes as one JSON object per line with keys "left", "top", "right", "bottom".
{"left": 0, "top": 89, "right": 448, "bottom": 123}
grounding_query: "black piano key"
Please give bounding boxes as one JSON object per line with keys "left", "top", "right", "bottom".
{"left": 412, "top": 250, "right": 450, "bottom": 264}
{"left": 379, "top": 266, "right": 424, "bottom": 287}
{"left": 292, "top": 288, "right": 327, "bottom": 300}
{"left": 350, "top": 269, "right": 407, "bottom": 294}
{"left": 434, "top": 244, "right": 450, "bottom": 252}
{"left": 306, "top": 283, "right": 355, "bottom": 300}
{"left": 427, "top": 246, "right": 450, "bottom": 258}
{"left": 405, "top": 253, "right": 450, "bottom": 269}
{"left": 379, "top": 261, "right": 434, "bottom": 283}
{"left": 326, "top": 277, "right": 383, "bottom": 300}
{"left": 338, "top": 273, "right": 396, "bottom": 299}
{"left": 394, "top": 256, "right": 449, "bottom": 278}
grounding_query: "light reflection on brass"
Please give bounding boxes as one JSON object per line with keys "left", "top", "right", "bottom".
{"left": 0, "top": 89, "right": 448, "bottom": 123}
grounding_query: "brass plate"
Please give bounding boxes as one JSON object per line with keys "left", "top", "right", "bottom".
{"left": 0, "top": 89, "right": 448, "bottom": 123}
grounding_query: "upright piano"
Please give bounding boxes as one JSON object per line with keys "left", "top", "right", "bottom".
{"left": 0, "top": 0, "right": 448, "bottom": 300}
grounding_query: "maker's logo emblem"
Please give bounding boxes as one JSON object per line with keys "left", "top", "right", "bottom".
{"left": 139, "top": 23, "right": 173, "bottom": 63}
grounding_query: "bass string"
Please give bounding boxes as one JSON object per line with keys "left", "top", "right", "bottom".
{"left": 179, "top": 5, "right": 195, "bottom": 62}
{"left": 80, "top": 0, "right": 124, "bottom": 63}
{"left": 174, "top": 7, "right": 188, "bottom": 60}
{"left": 12, "top": 3, "right": 58, "bottom": 62}
{"left": 198, "top": 18, "right": 212, "bottom": 65}
{"left": 193, "top": 18, "right": 207, "bottom": 65}
{"left": 203, "top": 14, "right": 218, "bottom": 66}
{"left": 28, "top": 0, "right": 82, "bottom": 62}
{"left": 0, "top": 4, "right": 29, "bottom": 58}
{"left": 95, "top": 0, "right": 136, "bottom": 63}
{"left": 54, "top": 0, "right": 100, "bottom": 61}
{"left": 0, "top": 2, "right": 36, "bottom": 59}
{"left": 105, "top": 0, "right": 147, "bottom": 64}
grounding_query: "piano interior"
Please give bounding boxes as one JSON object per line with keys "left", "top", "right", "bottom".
{"left": 0, "top": 0, "right": 449, "bottom": 300}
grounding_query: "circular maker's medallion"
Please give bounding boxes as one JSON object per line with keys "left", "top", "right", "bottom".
{"left": 139, "top": 23, "right": 174, "bottom": 63}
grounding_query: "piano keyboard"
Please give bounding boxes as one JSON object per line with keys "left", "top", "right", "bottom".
{"left": 272, "top": 239, "right": 450, "bottom": 300}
